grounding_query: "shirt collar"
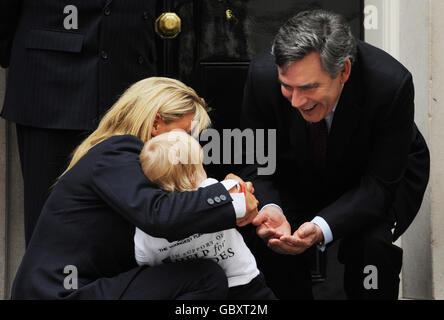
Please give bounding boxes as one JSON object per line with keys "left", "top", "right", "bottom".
{"left": 324, "top": 84, "right": 344, "bottom": 132}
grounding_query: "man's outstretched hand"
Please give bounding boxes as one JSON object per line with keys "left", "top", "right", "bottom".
{"left": 268, "top": 222, "right": 324, "bottom": 255}
{"left": 252, "top": 206, "right": 291, "bottom": 242}
{"left": 253, "top": 206, "right": 324, "bottom": 255}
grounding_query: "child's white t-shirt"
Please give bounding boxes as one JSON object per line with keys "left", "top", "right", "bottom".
{"left": 134, "top": 178, "right": 260, "bottom": 287}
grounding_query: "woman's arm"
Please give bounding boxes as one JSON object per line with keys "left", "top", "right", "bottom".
{"left": 91, "top": 135, "right": 238, "bottom": 242}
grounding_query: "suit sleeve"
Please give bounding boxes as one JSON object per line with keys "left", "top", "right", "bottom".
{"left": 319, "top": 72, "right": 416, "bottom": 240}
{"left": 0, "top": 0, "right": 22, "bottom": 68}
{"left": 90, "top": 138, "right": 237, "bottom": 242}
{"left": 239, "top": 58, "right": 282, "bottom": 209}
{"left": 391, "top": 124, "right": 430, "bottom": 240}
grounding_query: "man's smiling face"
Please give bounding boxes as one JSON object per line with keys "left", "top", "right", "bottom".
{"left": 278, "top": 51, "right": 350, "bottom": 123}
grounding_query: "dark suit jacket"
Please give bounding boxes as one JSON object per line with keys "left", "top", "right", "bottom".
{"left": 240, "top": 40, "right": 430, "bottom": 243}
{"left": 11, "top": 135, "right": 237, "bottom": 299}
{"left": 1, "top": 0, "right": 157, "bottom": 130}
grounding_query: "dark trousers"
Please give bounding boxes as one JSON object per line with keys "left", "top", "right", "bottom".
{"left": 338, "top": 221, "right": 403, "bottom": 300}
{"left": 227, "top": 273, "right": 277, "bottom": 300}
{"left": 252, "top": 242, "right": 314, "bottom": 300}
{"left": 121, "top": 260, "right": 229, "bottom": 300}
{"left": 15, "top": 124, "right": 88, "bottom": 246}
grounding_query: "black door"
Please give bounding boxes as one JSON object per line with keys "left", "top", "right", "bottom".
{"left": 154, "top": 0, "right": 364, "bottom": 286}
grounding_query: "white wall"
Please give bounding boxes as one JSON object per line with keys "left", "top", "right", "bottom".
{"left": 430, "top": 0, "right": 444, "bottom": 300}
{"left": 397, "top": 0, "right": 433, "bottom": 300}
{"left": 365, "top": 0, "right": 444, "bottom": 299}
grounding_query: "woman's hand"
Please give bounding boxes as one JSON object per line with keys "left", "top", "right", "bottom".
{"left": 224, "top": 173, "right": 254, "bottom": 193}
{"left": 236, "top": 189, "right": 259, "bottom": 227}
{"left": 223, "top": 173, "right": 258, "bottom": 227}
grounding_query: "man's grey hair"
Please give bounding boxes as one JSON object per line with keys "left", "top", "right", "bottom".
{"left": 271, "top": 9, "right": 357, "bottom": 78}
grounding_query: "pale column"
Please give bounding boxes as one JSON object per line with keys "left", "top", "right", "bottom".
{"left": 430, "top": 0, "right": 444, "bottom": 299}
{"left": 5, "top": 120, "right": 25, "bottom": 299}
{"left": 397, "top": 0, "right": 433, "bottom": 299}
{"left": 365, "top": 0, "right": 435, "bottom": 299}
{"left": 0, "top": 66, "right": 7, "bottom": 299}
{"left": 0, "top": 67, "right": 26, "bottom": 299}
{"left": 390, "top": 0, "right": 444, "bottom": 299}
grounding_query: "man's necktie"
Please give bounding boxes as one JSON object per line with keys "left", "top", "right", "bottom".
{"left": 307, "top": 118, "right": 328, "bottom": 175}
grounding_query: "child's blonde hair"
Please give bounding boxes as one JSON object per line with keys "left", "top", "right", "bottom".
{"left": 140, "top": 130, "right": 205, "bottom": 193}
{"left": 60, "top": 77, "right": 210, "bottom": 178}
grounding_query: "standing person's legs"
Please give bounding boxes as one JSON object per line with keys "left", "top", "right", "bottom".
{"left": 339, "top": 221, "right": 402, "bottom": 300}
{"left": 15, "top": 124, "right": 87, "bottom": 246}
{"left": 252, "top": 242, "right": 313, "bottom": 299}
{"left": 120, "top": 260, "right": 229, "bottom": 300}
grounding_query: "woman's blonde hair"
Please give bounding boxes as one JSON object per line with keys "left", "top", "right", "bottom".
{"left": 140, "top": 130, "right": 205, "bottom": 193}
{"left": 60, "top": 77, "right": 210, "bottom": 177}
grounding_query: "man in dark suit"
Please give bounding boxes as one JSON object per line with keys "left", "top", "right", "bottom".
{"left": 240, "top": 9, "right": 430, "bottom": 299}
{"left": 1, "top": 0, "right": 158, "bottom": 245}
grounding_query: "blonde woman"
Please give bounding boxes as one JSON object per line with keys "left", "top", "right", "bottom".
{"left": 11, "top": 77, "right": 259, "bottom": 300}
{"left": 135, "top": 130, "right": 276, "bottom": 299}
